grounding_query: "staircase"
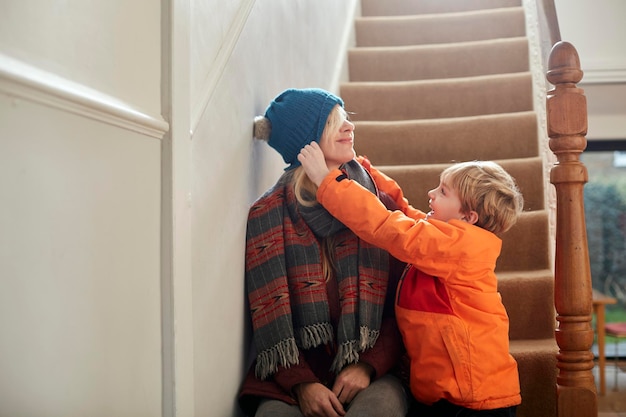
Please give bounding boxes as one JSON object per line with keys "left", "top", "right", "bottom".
{"left": 341, "top": 1, "right": 558, "bottom": 416}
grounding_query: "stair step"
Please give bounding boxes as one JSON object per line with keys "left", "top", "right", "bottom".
{"left": 347, "top": 3, "right": 559, "bottom": 415}
{"left": 498, "top": 270, "right": 556, "bottom": 340}
{"left": 355, "top": 111, "right": 539, "bottom": 165}
{"left": 355, "top": 7, "right": 526, "bottom": 47}
{"left": 341, "top": 72, "right": 533, "bottom": 121}
{"left": 361, "top": 0, "right": 522, "bottom": 16}
{"left": 349, "top": 37, "right": 529, "bottom": 81}
{"left": 509, "top": 338, "right": 558, "bottom": 417}
{"left": 499, "top": 210, "right": 551, "bottom": 272}
{"left": 377, "top": 157, "right": 545, "bottom": 213}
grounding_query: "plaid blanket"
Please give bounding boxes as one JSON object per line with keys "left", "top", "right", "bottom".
{"left": 245, "top": 161, "right": 389, "bottom": 379}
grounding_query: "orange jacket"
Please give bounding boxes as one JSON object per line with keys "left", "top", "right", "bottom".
{"left": 316, "top": 161, "right": 521, "bottom": 410}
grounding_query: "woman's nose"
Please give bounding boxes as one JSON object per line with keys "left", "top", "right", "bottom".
{"left": 342, "top": 119, "right": 355, "bottom": 132}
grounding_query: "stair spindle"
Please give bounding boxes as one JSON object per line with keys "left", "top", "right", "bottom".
{"left": 546, "top": 41, "right": 598, "bottom": 417}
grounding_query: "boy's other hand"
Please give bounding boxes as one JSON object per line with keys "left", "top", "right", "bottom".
{"left": 298, "top": 142, "right": 330, "bottom": 187}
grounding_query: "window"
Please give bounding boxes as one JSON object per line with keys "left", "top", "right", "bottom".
{"left": 582, "top": 143, "right": 626, "bottom": 332}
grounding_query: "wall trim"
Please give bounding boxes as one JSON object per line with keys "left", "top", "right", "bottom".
{"left": 190, "top": 0, "right": 255, "bottom": 135}
{"left": 525, "top": 0, "right": 557, "bottom": 269}
{"left": 581, "top": 67, "right": 626, "bottom": 84}
{"left": 0, "top": 53, "right": 169, "bottom": 139}
{"left": 330, "top": 0, "right": 360, "bottom": 94}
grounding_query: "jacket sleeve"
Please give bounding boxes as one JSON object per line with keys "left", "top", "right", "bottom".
{"left": 272, "top": 351, "right": 320, "bottom": 395}
{"left": 316, "top": 169, "right": 468, "bottom": 276}
{"left": 356, "top": 156, "right": 425, "bottom": 220}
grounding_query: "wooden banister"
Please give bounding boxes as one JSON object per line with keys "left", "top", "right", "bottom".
{"left": 536, "top": 0, "right": 562, "bottom": 73}
{"left": 546, "top": 41, "right": 598, "bottom": 417}
{"left": 539, "top": 0, "right": 561, "bottom": 47}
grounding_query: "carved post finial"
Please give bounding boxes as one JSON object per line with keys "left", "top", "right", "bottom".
{"left": 547, "top": 41, "right": 588, "bottom": 165}
{"left": 547, "top": 41, "right": 583, "bottom": 86}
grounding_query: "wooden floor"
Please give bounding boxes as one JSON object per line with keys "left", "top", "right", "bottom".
{"left": 596, "top": 359, "right": 626, "bottom": 416}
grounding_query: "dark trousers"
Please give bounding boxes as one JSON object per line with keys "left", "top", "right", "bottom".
{"left": 409, "top": 398, "right": 517, "bottom": 417}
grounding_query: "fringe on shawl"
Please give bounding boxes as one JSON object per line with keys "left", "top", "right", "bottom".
{"left": 330, "top": 326, "right": 381, "bottom": 373}
{"left": 298, "top": 322, "right": 334, "bottom": 349}
{"left": 255, "top": 338, "right": 299, "bottom": 380}
{"left": 254, "top": 323, "right": 334, "bottom": 380}
{"left": 254, "top": 325, "right": 380, "bottom": 378}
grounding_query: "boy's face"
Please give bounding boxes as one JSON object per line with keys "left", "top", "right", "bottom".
{"left": 319, "top": 106, "right": 356, "bottom": 170}
{"left": 427, "top": 181, "right": 466, "bottom": 223}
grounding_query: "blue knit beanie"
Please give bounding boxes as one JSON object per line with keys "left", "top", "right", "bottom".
{"left": 254, "top": 88, "right": 344, "bottom": 170}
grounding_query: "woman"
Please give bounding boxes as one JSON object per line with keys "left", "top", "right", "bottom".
{"left": 238, "top": 88, "right": 409, "bottom": 417}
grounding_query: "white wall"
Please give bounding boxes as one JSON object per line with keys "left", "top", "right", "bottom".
{"left": 0, "top": 96, "right": 162, "bottom": 417}
{"left": 0, "top": 0, "right": 162, "bottom": 117}
{"left": 0, "top": 1, "right": 165, "bottom": 416}
{"left": 554, "top": 0, "right": 626, "bottom": 140}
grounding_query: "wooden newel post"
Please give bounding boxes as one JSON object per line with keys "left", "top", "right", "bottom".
{"left": 546, "top": 41, "right": 597, "bottom": 417}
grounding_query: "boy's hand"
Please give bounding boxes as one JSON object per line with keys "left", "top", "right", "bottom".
{"left": 298, "top": 142, "right": 330, "bottom": 187}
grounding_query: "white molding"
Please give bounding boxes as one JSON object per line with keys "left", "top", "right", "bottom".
{"left": 0, "top": 53, "right": 169, "bottom": 139}
{"left": 581, "top": 67, "right": 626, "bottom": 84}
{"left": 190, "top": 0, "right": 255, "bottom": 135}
{"left": 162, "top": 0, "right": 195, "bottom": 415}
{"left": 330, "top": 0, "right": 360, "bottom": 94}
{"left": 524, "top": 0, "right": 557, "bottom": 269}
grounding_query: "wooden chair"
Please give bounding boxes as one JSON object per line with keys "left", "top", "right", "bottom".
{"left": 605, "top": 322, "right": 626, "bottom": 391}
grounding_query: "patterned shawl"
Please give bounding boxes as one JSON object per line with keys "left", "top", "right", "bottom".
{"left": 245, "top": 160, "right": 390, "bottom": 380}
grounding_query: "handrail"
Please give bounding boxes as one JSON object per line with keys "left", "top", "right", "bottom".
{"left": 539, "top": 0, "right": 561, "bottom": 46}
{"left": 536, "top": 0, "right": 562, "bottom": 75}
{"left": 546, "top": 41, "right": 597, "bottom": 417}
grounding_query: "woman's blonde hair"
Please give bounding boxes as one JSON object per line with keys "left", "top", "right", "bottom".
{"left": 293, "top": 104, "right": 346, "bottom": 207}
{"left": 441, "top": 161, "right": 524, "bottom": 235}
{"left": 292, "top": 104, "right": 346, "bottom": 281}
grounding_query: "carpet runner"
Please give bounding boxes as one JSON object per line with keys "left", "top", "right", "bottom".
{"left": 342, "top": 1, "right": 558, "bottom": 416}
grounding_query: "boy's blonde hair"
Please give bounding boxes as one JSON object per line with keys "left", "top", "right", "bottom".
{"left": 441, "top": 161, "right": 524, "bottom": 235}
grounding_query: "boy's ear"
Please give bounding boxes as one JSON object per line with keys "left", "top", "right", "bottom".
{"left": 464, "top": 210, "right": 479, "bottom": 225}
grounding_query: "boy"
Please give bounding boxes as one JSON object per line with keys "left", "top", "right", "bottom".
{"left": 297, "top": 142, "right": 523, "bottom": 417}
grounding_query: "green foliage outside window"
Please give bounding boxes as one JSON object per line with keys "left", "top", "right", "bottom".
{"left": 584, "top": 182, "right": 626, "bottom": 306}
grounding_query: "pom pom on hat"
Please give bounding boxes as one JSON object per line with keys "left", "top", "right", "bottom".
{"left": 254, "top": 88, "right": 344, "bottom": 170}
{"left": 253, "top": 115, "right": 271, "bottom": 141}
